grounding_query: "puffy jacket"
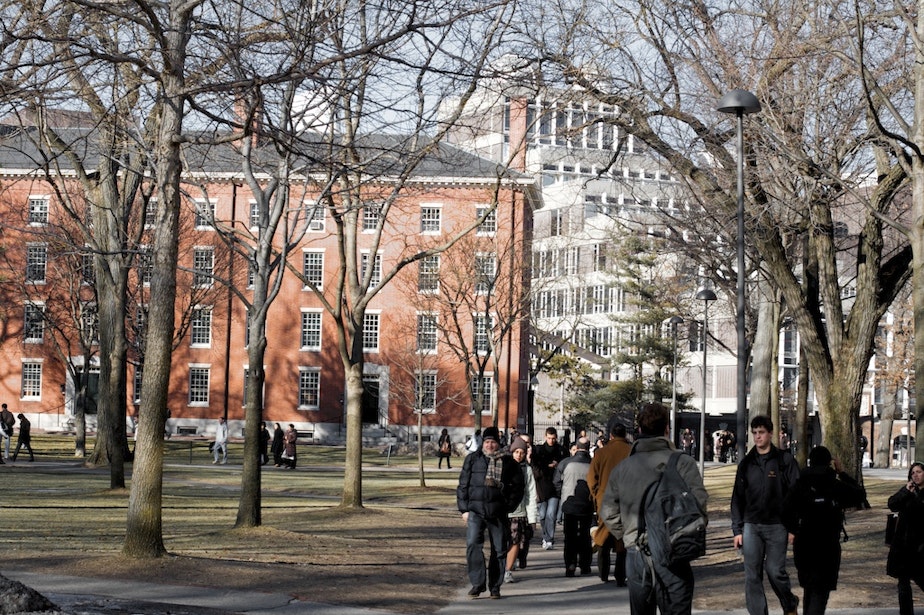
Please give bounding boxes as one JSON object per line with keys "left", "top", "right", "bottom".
{"left": 887, "top": 485, "right": 924, "bottom": 578}
{"left": 555, "top": 450, "right": 593, "bottom": 515}
{"left": 457, "top": 451, "right": 525, "bottom": 519}
{"left": 532, "top": 442, "right": 567, "bottom": 501}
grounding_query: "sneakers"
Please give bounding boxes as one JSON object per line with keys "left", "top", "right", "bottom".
{"left": 504, "top": 571, "right": 515, "bottom": 584}
{"left": 565, "top": 565, "right": 576, "bottom": 577}
{"left": 542, "top": 540, "right": 553, "bottom": 550}
{"left": 467, "top": 585, "right": 485, "bottom": 598}
{"left": 489, "top": 589, "right": 501, "bottom": 599}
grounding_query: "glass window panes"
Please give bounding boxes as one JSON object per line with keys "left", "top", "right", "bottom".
{"left": 420, "top": 206, "right": 441, "bottom": 233}
{"left": 298, "top": 368, "right": 320, "bottom": 407}
{"left": 189, "top": 366, "right": 210, "bottom": 404}
{"left": 303, "top": 251, "right": 323, "bottom": 288}
{"left": 21, "top": 362, "right": 42, "bottom": 398}
{"left": 363, "top": 313, "right": 379, "bottom": 351}
{"left": 301, "top": 311, "right": 322, "bottom": 350}
{"left": 28, "top": 197, "right": 49, "bottom": 225}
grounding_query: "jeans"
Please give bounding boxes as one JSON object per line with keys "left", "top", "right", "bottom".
{"left": 465, "top": 512, "right": 507, "bottom": 592}
{"left": 742, "top": 523, "right": 798, "bottom": 615}
{"left": 626, "top": 547, "right": 694, "bottom": 615}
{"left": 562, "top": 513, "right": 593, "bottom": 572}
{"left": 2, "top": 435, "right": 9, "bottom": 459}
{"left": 538, "top": 497, "right": 560, "bottom": 544}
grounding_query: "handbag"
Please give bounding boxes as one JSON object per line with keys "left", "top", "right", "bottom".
{"left": 886, "top": 512, "right": 899, "bottom": 546}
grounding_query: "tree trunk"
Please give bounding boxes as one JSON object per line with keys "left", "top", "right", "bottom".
{"left": 341, "top": 361, "right": 365, "bottom": 508}
{"left": 879, "top": 387, "right": 897, "bottom": 469}
{"left": 417, "top": 408, "right": 426, "bottom": 488}
{"left": 235, "top": 332, "right": 267, "bottom": 528}
{"left": 749, "top": 287, "right": 780, "bottom": 432}
{"left": 794, "top": 346, "right": 810, "bottom": 467}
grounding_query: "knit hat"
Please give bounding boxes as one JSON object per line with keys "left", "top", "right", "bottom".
{"left": 482, "top": 426, "right": 500, "bottom": 442}
{"left": 808, "top": 445, "right": 832, "bottom": 468}
{"left": 509, "top": 437, "right": 528, "bottom": 453}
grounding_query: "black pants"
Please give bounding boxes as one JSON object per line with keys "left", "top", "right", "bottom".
{"left": 563, "top": 513, "right": 593, "bottom": 572}
{"left": 899, "top": 574, "right": 924, "bottom": 615}
{"left": 12, "top": 438, "right": 33, "bottom": 461}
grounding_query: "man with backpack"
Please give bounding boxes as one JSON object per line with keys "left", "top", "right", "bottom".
{"left": 782, "top": 446, "right": 866, "bottom": 615}
{"left": 554, "top": 437, "right": 594, "bottom": 577}
{"left": 731, "top": 415, "right": 801, "bottom": 615}
{"left": 600, "top": 403, "right": 707, "bottom": 615}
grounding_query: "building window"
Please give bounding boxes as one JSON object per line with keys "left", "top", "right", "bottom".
{"left": 415, "top": 371, "right": 437, "bottom": 413}
{"left": 303, "top": 251, "right": 324, "bottom": 289}
{"left": 28, "top": 197, "right": 49, "bottom": 225}
{"left": 550, "top": 209, "right": 564, "bottom": 237}
{"left": 189, "top": 366, "right": 210, "bottom": 405}
{"left": 24, "top": 303, "right": 44, "bottom": 343}
{"left": 418, "top": 255, "right": 439, "bottom": 292}
{"left": 133, "top": 364, "right": 143, "bottom": 404}
{"left": 476, "top": 206, "right": 497, "bottom": 235}
{"left": 417, "top": 313, "right": 437, "bottom": 352}
{"left": 137, "top": 246, "right": 152, "bottom": 286}
{"left": 81, "top": 302, "right": 99, "bottom": 345}
{"left": 26, "top": 244, "right": 47, "bottom": 284}
{"left": 21, "top": 361, "right": 42, "bottom": 399}
{"left": 249, "top": 200, "right": 261, "bottom": 229}
{"left": 144, "top": 199, "right": 157, "bottom": 228}
{"left": 300, "top": 311, "right": 322, "bottom": 350}
{"left": 475, "top": 253, "right": 496, "bottom": 294}
{"left": 194, "top": 199, "right": 215, "bottom": 229}
{"left": 193, "top": 247, "right": 214, "bottom": 287}
{"left": 363, "top": 312, "right": 380, "bottom": 352}
{"left": 307, "top": 203, "right": 325, "bottom": 232}
{"left": 474, "top": 313, "right": 492, "bottom": 353}
{"left": 470, "top": 374, "right": 493, "bottom": 414}
{"left": 593, "top": 244, "right": 606, "bottom": 272}
{"left": 362, "top": 202, "right": 381, "bottom": 231}
{"left": 566, "top": 247, "right": 580, "bottom": 276}
{"left": 298, "top": 368, "right": 320, "bottom": 408}
{"left": 81, "top": 252, "right": 95, "bottom": 285}
{"left": 361, "top": 252, "right": 382, "bottom": 289}
{"left": 420, "top": 206, "right": 441, "bottom": 233}
{"left": 191, "top": 306, "right": 212, "bottom": 347}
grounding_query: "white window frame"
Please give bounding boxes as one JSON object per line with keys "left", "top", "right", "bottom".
{"left": 473, "top": 313, "right": 493, "bottom": 354}
{"left": 475, "top": 205, "right": 497, "bottom": 235}
{"left": 24, "top": 302, "right": 45, "bottom": 343}
{"left": 192, "top": 247, "right": 215, "bottom": 288}
{"left": 418, "top": 255, "right": 440, "bottom": 292}
{"left": 420, "top": 205, "right": 442, "bottom": 234}
{"left": 363, "top": 312, "right": 380, "bottom": 352}
{"left": 190, "top": 306, "right": 212, "bottom": 347}
{"left": 470, "top": 373, "right": 493, "bottom": 415}
{"left": 415, "top": 370, "right": 437, "bottom": 414}
{"left": 416, "top": 312, "right": 438, "bottom": 353}
{"left": 298, "top": 367, "right": 321, "bottom": 409}
{"left": 194, "top": 199, "right": 216, "bottom": 229}
{"left": 361, "top": 251, "right": 382, "bottom": 289}
{"left": 188, "top": 365, "right": 211, "bottom": 406}
{"left": 28, "top": 196, "right": 49, "bottom": 225}
{"left": 300, "top": 310, "right": 322, "bottom": 351}
{"left": 26, "top": 243, "right": 47, "bottom": 284}
{"left": 21, "top": 360, "right": 43, "bottom": 400}
{"left": 307, "top": 202, "right": 325, "bottom": 232}
{"left": 303, "top": 250, "right": 324, "bottom": 289}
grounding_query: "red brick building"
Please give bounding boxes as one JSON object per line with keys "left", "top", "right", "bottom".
{"left": 0, "top": 125, "right": 537, "bottom": 444}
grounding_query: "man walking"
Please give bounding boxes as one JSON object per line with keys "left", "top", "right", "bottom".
{"left": 732, "top": 415, "right": 801, "bottom": 615}
{"left": 588, "top": 420, "right": 632, "bottom": 584}
{"left": 601, "top": 403, "right": 707, "bottom": 615}
{"left": 533, "top": 426, "right": 566, "bottom": 550}
{"left": 11, "top": 413, "right": 34, "bottom": 462}
{"left": 457, "top": 426, "right": 524, "bottom": 599}
{"left": 0, "top": 403, "right": 14, "bottom": 461}
{"left": 555, "top": 437, "right": 594, "bottom": 577}
{"left": 213, "top": 417, "right": 228, "bottom": 464}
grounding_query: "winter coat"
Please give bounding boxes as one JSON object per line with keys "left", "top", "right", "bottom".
{"left": 600, "top": 436, "right": 707, "bottom": 547}
{"left": 587, "top": 436, "right": 632, "bottom": 545}
{"left": 271, "top": 427, "right": 284, "bottom": 455}
{"left": 782, "top": 464, "right": 866, "bottom": 590}
{"left": 509, "top": 460, "right": 539, "bottom": 523}
{"left": 457, "top": 450, "right": 525, "bottom": 520}
{"left": 731, "top": 444, "right": 800, "bottom": 536}
{"left": 555, "top": 450, "right": 594, "bottom": 516}
{"left": 532, "top": 441, "right": 567, "bottom": 502}
{"left": 887, "top": 484, "right": 924, "bottom": 578}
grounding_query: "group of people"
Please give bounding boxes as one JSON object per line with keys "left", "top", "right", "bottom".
{"left": 0, "top": 403, "right": 34, "bottom": 464}
{"left": 211, "top": 419, "right": 298, "bottom": 468}
{"left": 455, "top": 407, "right": 891, "bottom": 615}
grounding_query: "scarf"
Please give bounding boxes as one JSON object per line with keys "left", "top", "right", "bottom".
{"left": 485, "top": 450, "right": 503, "bottom": 487}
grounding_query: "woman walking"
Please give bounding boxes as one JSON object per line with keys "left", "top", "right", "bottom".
{"left": 271, "top": 423, "right": 284, "bottom": 467}
{"left": 888, "top": 461, "right": 924, "bottom": 615}
{"left": 282, "top": 424, "right": 298, "bottom": 469}
{"left": 438, "top": 428, "right": 453, "bottom": 469}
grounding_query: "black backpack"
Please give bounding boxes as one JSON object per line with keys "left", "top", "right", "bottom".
{"left": 801, "top": 482, "right": 848, "bottom": 542}
{"left": 637, "top": 452, "right": 707, "bottom": 567}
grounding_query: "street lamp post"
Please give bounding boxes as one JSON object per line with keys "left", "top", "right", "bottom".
{"left": 696, "top": 288, "right": 717, "bottom": 475}
{"left": 718, "top": 89, "right": 761, "bottom": 461}
{"left": 669, "top": 316, "right": 684, "bottom": 443}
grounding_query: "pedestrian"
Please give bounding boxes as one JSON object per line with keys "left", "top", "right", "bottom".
{"left": 587, "top": 420, "right": 632, "bottom": 585}
{"left": 466, "top": 429, "right": 482, "bottom": 455}
{"left": 504, "top": 436, "right": 538, "bottom": 583}
{"left": 11, "top": 413, "right": 34, "bottom": 462}
{"left": 0, "top": 403, "right": 15, "bottom": 461}
{"left": 456, "top": 426, "right": 525, "bottom": 600}
{"left": 782, "top": 446, "right": 866, "bottom": 615}
{"left": 533, "top": 426, "right": 566, "bottom": 550}
{"left": 555, "top": 437, "right": 593, "bottom": 577}
{"left": 212, "top": 417, "right": 228, "bottom": 464}
{"left": 259, "top": 421, "right": 271, "bottom": 465}
{"left": 438, "top": 428, "right": 453, "bottom": 469}
{"left": 282, "top": 424, "right": 297, "bottom": 468}
{"left": 887, "top": 461, "right": 924, "bottom": 615}
{"left": 681, "top": 428, "right": 694, "bottom": 456}
{"left": 731, "top": 415, "right": 801, "bottom": 615}
{"left": 271, "top": 422, "right": 284, "bottom": 467}
{"left": 600, "top": 403, "right": 707, "bottom": 615}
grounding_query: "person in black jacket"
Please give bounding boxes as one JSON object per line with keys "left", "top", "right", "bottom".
{"left": 532, "top": 426, "right": 567, "bottom": 550}
{"left": 731, "top": 415, "right": 801, "bottom": 615}
{"left": 457, "top": 426, "right": 525, "bottom": 599}
{"left": 782, "top": 446, "right": 866, "bottom": 615}
{"left": 887, "top": 461, "right": 924, "bottom": 615}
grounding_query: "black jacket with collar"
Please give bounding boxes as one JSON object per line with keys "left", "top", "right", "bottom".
{"left": 457, "top": 451, "right": 525, "bottom": 520}
{"left": 731, "top": 444, "right": 799, "bottom": 536}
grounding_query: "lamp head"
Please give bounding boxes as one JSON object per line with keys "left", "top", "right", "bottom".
{"left": 695, "top": 288, "right": 717, "bottom": 302}
{"left": 718, "top": 89, "right": 761, "bottom": 115}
